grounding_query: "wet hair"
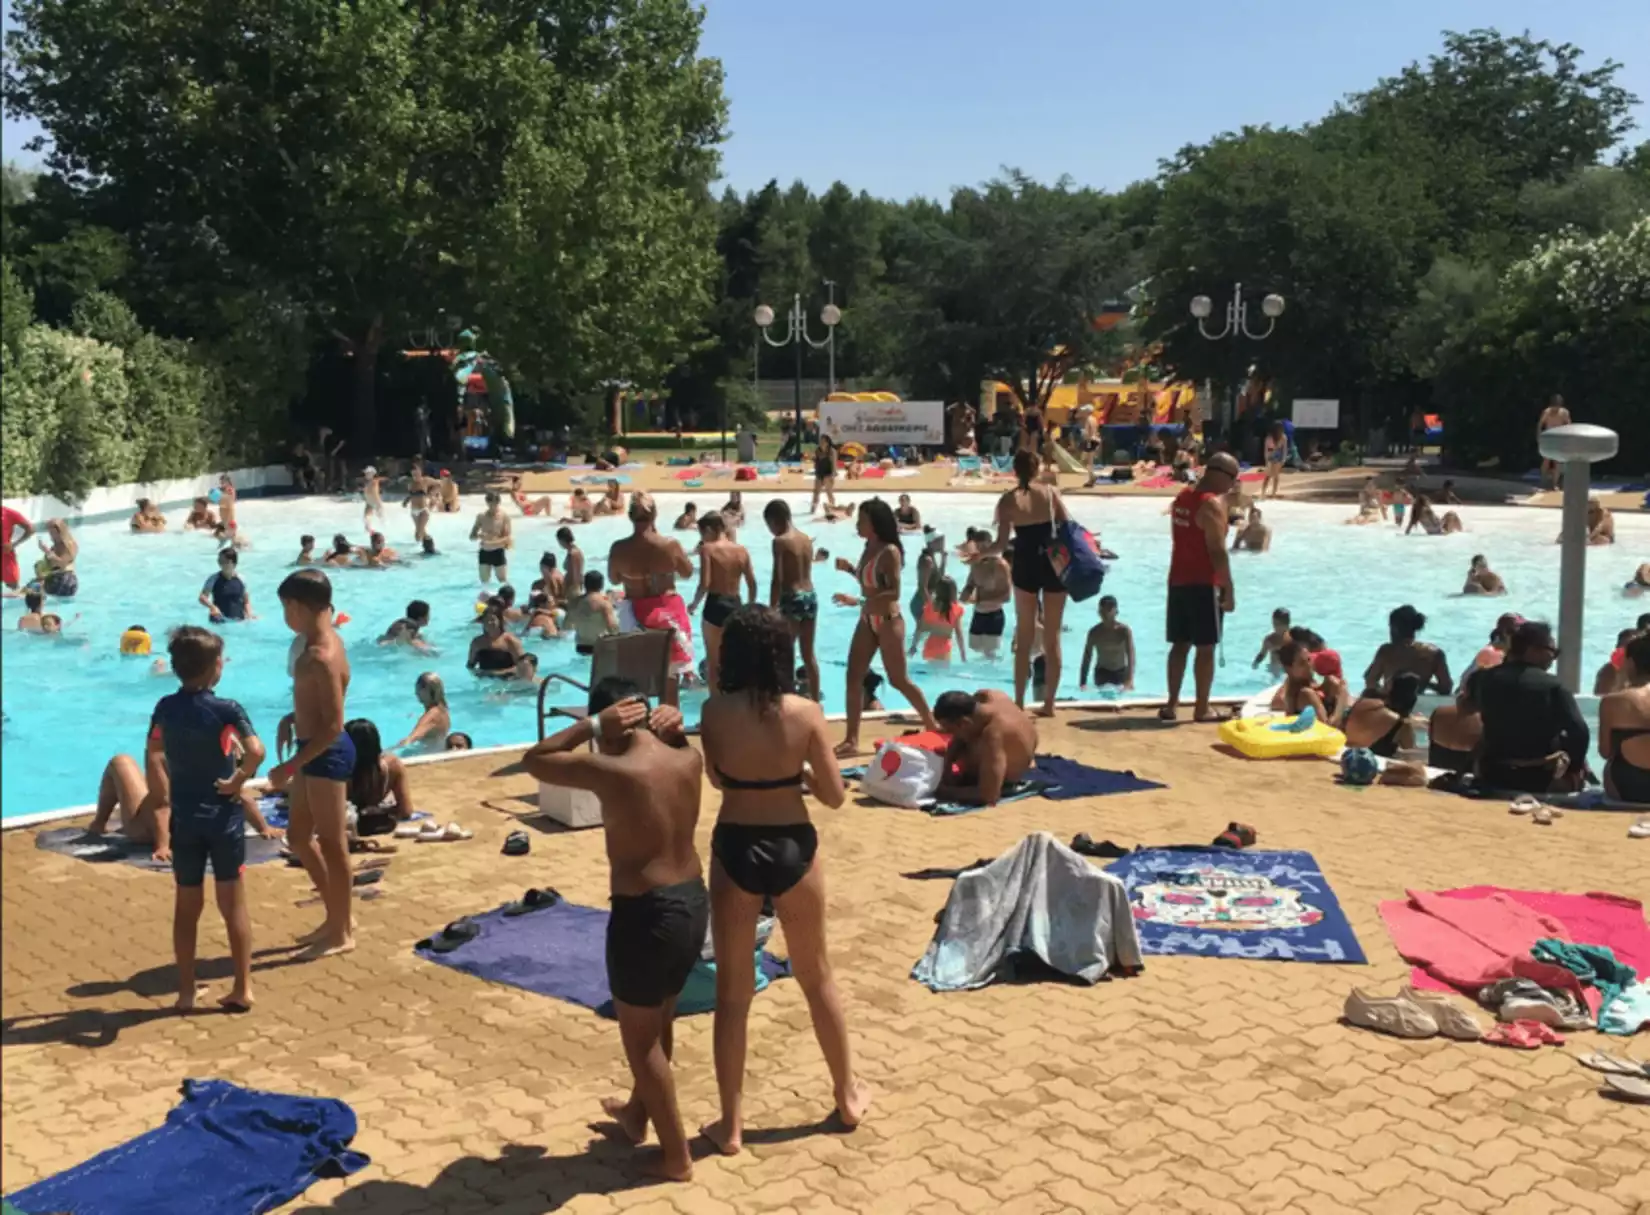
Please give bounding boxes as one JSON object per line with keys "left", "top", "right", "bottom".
{"left": 717, "top": 604, "right": 795, "bottom": 711}
{"left": 484, "top": 491, "right": 501, "bottom": 505}
{"left": 23, "top": 589, "right": 42, "bottom": 611}
{"left": 1470, "top": 554, "right": 1486, "bottom": 568}
{"left": 589, "top": 675, "right": 643, "bottom": 716}
{"left": 168, "top": 625, "right": 224, "bottom": 683}
{"left": 445, "top": 732, "right": 473, "bottom": 750}
{"left": 278, "top": 568, "right": 334, "bottom": 610}
{"left": 406, "top": 599, "right": 430, "bottom": 622}
{"left": 416, "top": 671, "right": 446, "bottom": 706}
{"left": 1276, "top": 641, "right": 1309, "bottom": 673}
{"left": 1389, "top": 605, "right": 1426, "bottom": 641}
{"left": 1385, "top": 672, "right": 1422, "bottom": 717}
{"left": 1288, "top": 626, "right": 1325, "bottom": 650}
{"left": 681, "top": 502, "right": 696, "bottom": 515}
{"left": 1099, "top": 595, "right": 1118, "bottom": 611}
{"left": 1273, "top": 607, "right": 1291, "bottom": 624}
{"left": 934, "top": 690, "right": 977, "bottom": 722}
{"left": 1625, "top": 633, "right": 1650, "bottom": 677}
{"left": 497, "top": 585, "right": 516, "bottom": 606}
{"left": 539, "top": 552, "right": 557, "bottom": 570}
{"left": 817, "top": 548, "right": 829, "bottom": 561}
{"left": 331, "top": 533, "right": 352, "bottom": 555}
{"left": 857, "top": 498, "right": 903, "bottom": 554}
{"left": 1638, "top": 612, "right": 1650, "bottom": 632}
{"left": 698, "top": 511, "right": 727, "bottom": 538}
{"left": 764, "top": 499, "right": 792, "bottom": 527}
{"left": 1509, "top": 620, "right": 1554, "bottom": 658}
{"left": 557, "top": 527, "right": 575, "bottom": 544}
{"left": 1492, "top": 613, "right": 1523, "bottom": 643}
{"left": 300, "top": 534, "right": 315, "bottom": 549}
{"left": 217, "top": 547, "right": 238, "bottom": 567}
{"left": 1012, "top": 449, "right": 1038, "bottom": 488}
{"left": 1615, "top": 628, "right": 1639, "bottom": 647}
{"left": 583, "top": 570, "right": 605, "bottom": 593}
{"left": 518, "top": 653, "right": 539, "bottom": 673}
{"left": 481, "top": 595, "right": 508, "bottom": 622}
{"left": 368, "top": 532, "right": 386, "bottom": 549}
{"left": 931, "top": 576, "right": 959, "bottom": 617}
{"left": 344, "top": 719, "right": 388, "bottom": 809}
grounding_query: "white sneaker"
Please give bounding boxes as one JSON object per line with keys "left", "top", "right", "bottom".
{"left": 1508, "top": 795, "right": 1541, "bottom": 815}
{"left": 1401, "top": 987, "right": 1485, "bottom": 1041}
{"left": 1344, "top": 989, "right": 1439, "bottom": 1039}
{"left": 1500, "top": 995, "right": 1565, "bottom": 1027}
{"left": 1629, "top": 817, "right": 1650, "bottom": 839}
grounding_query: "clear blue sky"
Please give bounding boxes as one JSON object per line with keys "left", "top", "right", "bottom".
{"left": 5, "top": 0, "right": 1647, "bottom": 201}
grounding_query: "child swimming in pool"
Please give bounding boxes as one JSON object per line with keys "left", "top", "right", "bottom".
{"left": 149, "top": 625, "right": 266, "bottom": 1012}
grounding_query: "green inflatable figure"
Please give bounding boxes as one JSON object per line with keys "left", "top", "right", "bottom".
{"left": 453, "top": 329, "right": 515, "bottom": 442}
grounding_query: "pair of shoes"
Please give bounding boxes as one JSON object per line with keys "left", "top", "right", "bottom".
{"left": 1509, "top": 795, "right": 1563, "bottom": 825}
{"left": 1344, "top": 988, "right": 1483, "bottom": 1041}
{"left": 1484, "top": 1020, "right": 1566, "bottom": 1049}
{"left": 416, "top": 822, "right": 474, "bottom": 843}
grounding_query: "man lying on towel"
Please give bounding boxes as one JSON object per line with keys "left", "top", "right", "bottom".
{"left": 521, "top": 677, "right": 707, "bottom": 1182}
{"left": 933, "top": 689, "right": 1038, "bottom": 806}
{"left": 608, "top": 491, "right": 696, "bottom": 703}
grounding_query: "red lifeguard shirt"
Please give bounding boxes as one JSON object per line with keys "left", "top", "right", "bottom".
{"left": 1168, "top": 487, "right": 1227, "bottom": 587}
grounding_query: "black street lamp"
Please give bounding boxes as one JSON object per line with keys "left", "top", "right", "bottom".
{"left": 756, "top": 293, "right": 842, "bottom": 448}
{"left": 1190, "top": 282, "right": 1284, "bottom": 437}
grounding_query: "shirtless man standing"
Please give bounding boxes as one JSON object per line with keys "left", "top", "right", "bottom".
{"left": 959, "top": 543, "right": 1011, "bottom": 661}
{"left": 558, "top": 526, "right": 586, "bottom": 596}
{"left": 216, "top": 475, "right": 238, "bottom": 532}
{"left": 763, "top": 500, "right": 820, "bottom": 701}
{"left": 566, "top": 571, "right": 622, "bottom": 655}
{"left": 521, "top": 679, "right": 707, "bottom": 1182}
{"left": 609, "top": 493, "right": 695, "bottom": 701}
{"left": 269, "top": 569, "right": 355, "bottom": 958}
{"left": 689, "top": 512, "right": 756, "bottom": 684}
{"left": 1538, "top": 394, "right": 1571, "bottom": 490}
{"left": 470, "top": 491, "right": 513, "bottom": 584}
{"left": 932, "top": 689, "right": 1038, "bottom": 806}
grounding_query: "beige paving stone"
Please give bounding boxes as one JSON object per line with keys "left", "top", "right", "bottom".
{"left": 4, "top": 710, "right": 1648, "bottom": 1214}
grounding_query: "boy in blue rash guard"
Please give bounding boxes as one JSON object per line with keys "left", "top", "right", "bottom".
{"left": 148, "top": 626, "right": 265, "bottom": 1012}
{"left": 199, "top": 548, "right": 254, "bottom": 622}
{"left": 270, "top": 568, "right": 356, "bottom": 958}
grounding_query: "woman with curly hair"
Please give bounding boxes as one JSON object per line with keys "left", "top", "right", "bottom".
{"left": 698, "top": 604, "right": 870, "bottom": 1155}
{"left": 832, "top": 498, "right": 936, "bottom": 756}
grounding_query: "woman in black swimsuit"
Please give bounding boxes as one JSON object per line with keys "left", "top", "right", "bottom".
{"left": 1600, "top": 634, "right": 1650, "bottom": 804}
{"left": 810, "top": 436, "right": 837, "bottom": 515}
{"left": 990, "top": 450, "right": 1070, "bottom": 716}
{"left": 1343, "top": 672, "right": 1422, "bottom": 757}
{"left": 467, "top": 603, "right": 524, "bottom": 675}
{"left": 699, "top": 605, "right": 869, "bottom": 1154}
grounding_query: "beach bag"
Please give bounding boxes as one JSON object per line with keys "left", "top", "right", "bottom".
{"left": 1046, "top": 493, "right": 1107, "bottom": 602}
{"left": 862, "top": 742, "right": 945, "bottom": 808}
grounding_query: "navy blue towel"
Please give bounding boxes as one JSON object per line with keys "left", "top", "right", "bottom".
{"left": 6, "top": 1079, "right": 368, "bottom": 1215}
{"left": 1032, "top": 754, "right": 1165, "bottom": 800}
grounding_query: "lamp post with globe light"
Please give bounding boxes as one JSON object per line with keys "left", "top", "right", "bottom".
{"left": 756, "top": 293, "right": 842, "bottom": 455}
{"left": 1190, "top": 283, "right": 1285, "bottom": 438}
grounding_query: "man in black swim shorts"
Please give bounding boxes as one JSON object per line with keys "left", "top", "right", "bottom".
{"left": 521, "top": 677, "right": 707, "bottom": 1182}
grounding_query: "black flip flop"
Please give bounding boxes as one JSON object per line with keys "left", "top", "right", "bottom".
{"left": 1071, "top": 834, "right": 1130, "bottom": 859}
{"left": 502, "top": 830, "right": 530, "bottom": 857}
{"left": 503, "top": 887, "right": 562, "bottom": 917}
{"left": 417, "top": 918, "right": 480, "bottom": 954}
{"left": 352, "top": 867, "right": 385, "bottom": 888}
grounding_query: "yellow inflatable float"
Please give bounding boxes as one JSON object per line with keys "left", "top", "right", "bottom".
{"left": 1220, "top": 712, "right": 1345, "bottom": 760}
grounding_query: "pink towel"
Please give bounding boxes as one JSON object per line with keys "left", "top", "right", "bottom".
{"left": 1434, "top": 888, "right": 1650, "bottom": 982}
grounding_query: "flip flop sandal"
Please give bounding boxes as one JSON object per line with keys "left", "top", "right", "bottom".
{"left": 503, "top": 887, "right": 563, "bottom": 917}
{"left": 393, "top": 821, "right": 425, "bottom": 839}
{"left": 440, "top": 823, "right": 474, "bottom": 842}
{"left": 1516, "top": 1020, "right": 1565, "bottom": 1046}
{"left": 1193, "top": 709, "right": 1235, "bottom": 724}
{"left": 417, "top": 918, "right": 480, "bottom": 954}
{"left": 1603, "top": 1074, "right": 1650, "bottom": 1102}
{"left": 415, "top": 822, "right": 446, "bottom": 843}
{"left": 350, "top": 838, "right": 398, "bottom": 854}
{"left": 1155, "top": 706, "right": 1178, "bottom": 722}
{"left": 352, "top": 867, "right": 385, "bottom": 888}
{"left": 1483, "top": 1023, "right": 1542, "bottom": 1050}
{"left": 1628, "top": 817, "right": 1650, "bottom": 839}
{"left": 1508, "top": 794, "right": 1541, "bottom": 815}
{"left": 1576, "top": 1051, "right": 1650, "bottom": 1077}
{"left": 502, "top": 830, "right": 531, "bottom": 857}
{"left": 1531, "top": 807, "right": 1562, "bottom": 826}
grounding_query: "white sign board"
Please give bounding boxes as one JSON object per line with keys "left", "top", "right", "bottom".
{"left": 1292, "top": 398, "right": 1341, "bottom": 429}
{"left": 819, "top": 400, "right": 945, "bottom": 446}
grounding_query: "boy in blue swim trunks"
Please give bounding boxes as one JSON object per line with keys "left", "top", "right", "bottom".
{"left": 148, "top": 625, "right": 265, "bottom": 1012}
{"left": 763, "top": 499, "right": 820, "bottom": 700}
{"left": 270, "top": 568, "right": 356, "bottom": 957}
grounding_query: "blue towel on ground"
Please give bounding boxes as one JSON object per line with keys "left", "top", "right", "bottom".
{"left": 1033, "top": 754, "right": 1166, "bottom": 800}
{"left": 5, "top": 1079, "right": 368, "bottom": 1215}
{"left": 415, "top": 899, "right": 787, "bottom": 1013}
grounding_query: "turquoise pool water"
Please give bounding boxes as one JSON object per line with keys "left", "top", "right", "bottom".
{"left": 2, "top": 490, "right": 1644, "bottom": 820}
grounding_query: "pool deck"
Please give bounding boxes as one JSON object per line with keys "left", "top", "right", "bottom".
{"left": 3, "top": 710, "right": 1646, "bottom": 1214}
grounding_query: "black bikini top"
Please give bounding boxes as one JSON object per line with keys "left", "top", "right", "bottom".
{"left": 716, "top": 767, "right": 803, "bottom": 790}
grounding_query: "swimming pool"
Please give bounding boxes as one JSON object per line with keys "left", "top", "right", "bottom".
{"left": 2, "top": 490, "right": 1644, "bottom": 820}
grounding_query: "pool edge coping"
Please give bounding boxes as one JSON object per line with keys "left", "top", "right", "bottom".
{"left": 2, "top": 696, "right": 1242, "bottom": 831}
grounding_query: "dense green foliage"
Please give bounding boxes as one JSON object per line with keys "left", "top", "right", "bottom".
{"left": 3, "top": 20, "right": 1647, "bottom": 498}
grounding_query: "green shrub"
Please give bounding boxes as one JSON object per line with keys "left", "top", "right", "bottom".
{"left": 0, "top": 324, "right": 132, "bottom": 500}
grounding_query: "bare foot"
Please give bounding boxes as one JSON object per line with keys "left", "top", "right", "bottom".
{"left": 836, "top": 1079, "right": 873, "bottom": 1129}
{"left": 600, "top": 1096, "right": 647, "bottom": 1145}
{"left": 640, "top": 1151, "right": 692, "bottom": 1183}
{"left": 218, "top": 991, "right": 254, "bottom": 1013}
{"left": 833, "top": 740, "right": 863, "bottom": 759}
{"left": 1156, "top": 705, "right": 1179, "bottom": 722}
{"left": 296, "top": 919, "right": 357, "bottom": 943}
{"left": 172, "top": 984, "right": 210, "bottom": 1013}
{"left": 1034, "top": 704, "right": 1057, "bottom": 719}
{"left": 297, "top": 935, "right": 356, "bottom": 961}
{"left": 699, "top": 1118, "right": 741, "bottom": 1156}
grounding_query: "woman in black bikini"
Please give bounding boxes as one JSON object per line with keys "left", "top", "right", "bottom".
{"left": 1600, "top": 634, "right": 1650, "bottom": 804}
{"left": 1343, "top": 672, "right": 1422, "bottom": 757}
{"left": 990, "top": 450, "right": 1070, "bottom": 716}
{"left": 467, "top": 603, "right": 524, "bottom": 675}
{"left": 699, "top": 605, "right": 870, "bottom": 1155}
{"left": 832, "top": 500, "right": 937, "bottom": 756}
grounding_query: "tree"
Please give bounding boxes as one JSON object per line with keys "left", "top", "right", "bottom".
{"left": 888, "top": 173, "right": 1131, "bottom": 412}
{"left": 6, "top": 0, "right": 727, "bottom": 448}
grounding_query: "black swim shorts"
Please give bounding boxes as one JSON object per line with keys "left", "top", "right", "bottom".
{"left": 171, "top": 808, "right": 246, "bottom": 887}
{"left": 1166, "top": 584, "right": 1222, "bottom": 648}
{"left": 478, "top": 547, "right": 507, "bottom": 568}
{"left": 969, "top": 608, "right": 1006, "bottom": 637}
{"left": 605, "top": 877, "right": 710, "bottom": 1008}
{"left": 702, "top": 593, "right": 740, "bottom": 629}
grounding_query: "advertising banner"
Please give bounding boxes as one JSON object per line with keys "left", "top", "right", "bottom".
{"left": 819, "top": 400, "right": 945, "bottom": 446}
